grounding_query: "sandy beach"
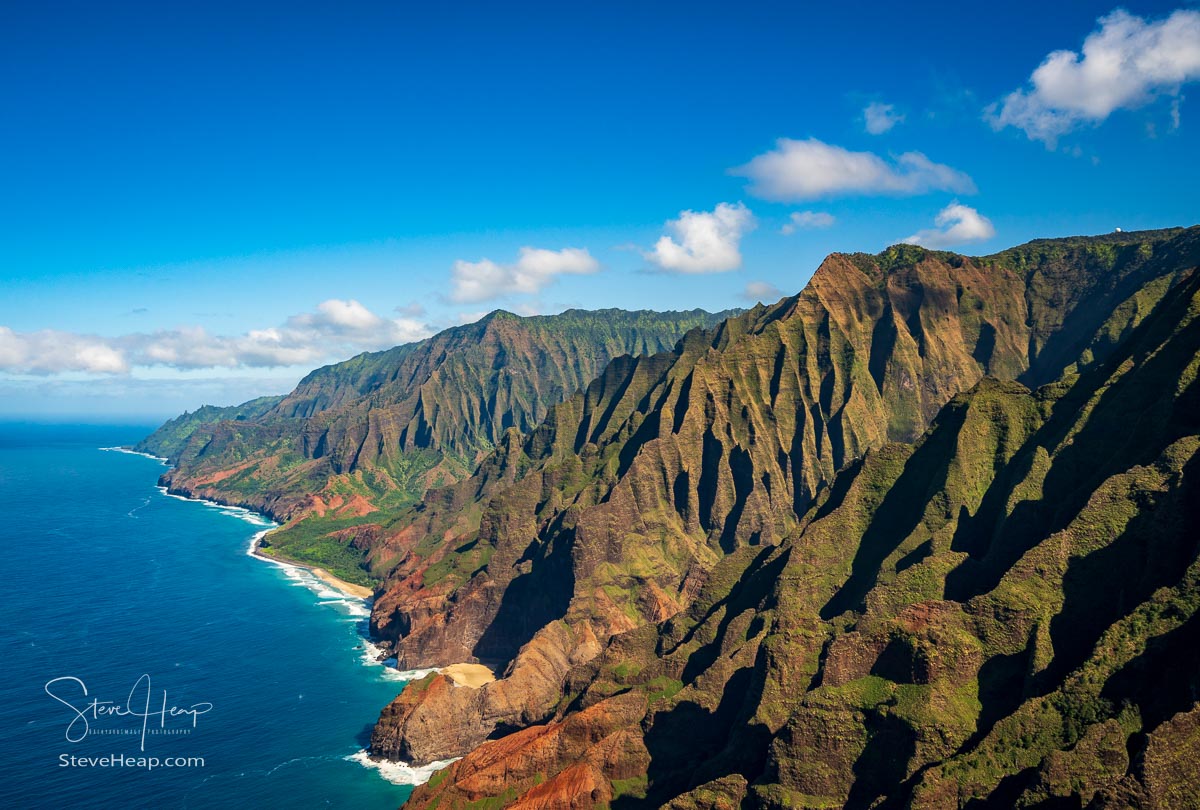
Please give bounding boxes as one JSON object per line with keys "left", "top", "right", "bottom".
{"left": 441, "top": 663, "right": 496, "bottom": 688}
{"left": 250, "top": 534, "right": 375, "bottom": 600}
{"left": 248, "top": 534, "right": 496, "bottom": 687}
{"left": 309, "top": 566, "right": 374, "bottom": 599}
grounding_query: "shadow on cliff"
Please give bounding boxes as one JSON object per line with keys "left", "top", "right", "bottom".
{"left": 614, "top": 665, "right": 769, "bottom": 809}
{"left": 1101, "top": 601, "right": 1200, "bottom": 739}
{"left": 845, "top": 710, "right": 919, "bottom": 810}
{"left": 947, "top": 270, "right": 1200, "bottom": 601}
{"left": 471, "top": 518, "right": 576, "bottom": 667}
{"left": 677, "top": 547, "right": 788, "bottom": 683}
{"left": 1037, "top": 457, "right": 1200, "bottom": 695}
{"left": 820, "top": 399, "right": 966, "bottom": 620}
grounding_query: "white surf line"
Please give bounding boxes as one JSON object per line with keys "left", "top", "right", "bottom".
{"left": 345, "top": 749, "right": 460, "bottom": 787}
{"left": 153, "top": 485, "right": 276, "bottom": 526}
{"left": 126, "top": 495, "right": 152, "bottom": 519}
{"left": 99, "top": 446, "right": 169, "bottom": 464}
{"left": 153, "top": 486, "right": 385, "bottom": 650}
{"left": 117, "top": 451, "right": 426, "bottom": 692}
{"left": 107, "top": 444, "right": 447, "bottom": 786}
{"left": 355, "top": 639, "right": 443, "bottom": 682}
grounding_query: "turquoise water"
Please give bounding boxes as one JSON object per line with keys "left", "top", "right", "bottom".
{"left": 0, "top": 423, "right": 417, "bottom": 808}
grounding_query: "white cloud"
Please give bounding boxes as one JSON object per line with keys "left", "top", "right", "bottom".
{"left": 781, "top": 210, "right": 836, "bottom": 234}
{"left": 732, "top": 138, "right": 975, "bottom": 201}
{"left": 304, "top": 298, "right": 380, "bottom": 330}
{"left": 742, "top": 281, "right": 783, "bottom": 302}
{"left": 0, "top": 299, "right": 435, "bottom": 376}
{"left": 902, "top": 203, "right": 996, "bottom": 249}
{"left": 512, "top": 301, "right": 542, "bottom": 317}
{"left": 0, "top": 327, "right": 130, "bottom": 374}
{"left": 864, "top": 102, "right": 904, "bottom": 134}
{"left": 450, "top": 247, "right": 599, "bottom": 303}
{"left": 988, "top": 9, "right": 1200, "bottom": 145}
{"left": 644, "top": 202, "right": 756, "bottom": 273}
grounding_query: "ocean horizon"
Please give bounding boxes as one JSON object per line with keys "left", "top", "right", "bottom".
{"left": 0, "top": 422, "right": 425, "bottom": 808}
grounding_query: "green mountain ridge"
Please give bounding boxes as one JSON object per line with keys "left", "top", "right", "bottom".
{"left": 136, "top": 395, "right": 283, "bottom": 461}
{"left": 143, "top": 227, "right": 1200, "bottom": 808}
{"left": 355, "top": 228, "right": 1199, "bottom": 808}
{"left": 150, "top": 307, "right": 738, "bottom": 583}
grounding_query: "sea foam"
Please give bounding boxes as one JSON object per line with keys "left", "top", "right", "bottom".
{"left": 148, "top": 467, "right": 416, "bottom": 684}
{"left": 388, "top": 666, "right": 440, "bottom": 681}
{"left": 346, "top": 749, "right": 460, "bottom": 786}
{"left": 99, "top": 446, "right": 168, "bottom": 464}
{"left": 245, "top": 532, "right": 378, "bottom": 625}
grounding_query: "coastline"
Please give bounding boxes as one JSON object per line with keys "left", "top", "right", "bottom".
{"left": 248, "top": 532, "right": 375, "bottom": 600}
{"left": 101, "top": 445, "right": 168, "bottom": 464}
{"left": 129, "top": 456, "right": 372, "bottom": 603}
{"left": 112, "top": 446, "right": 476, "bottom": 676}
{"left": 110, "top": 449, "right": 484, "bottom": 678}
{"left": 171, "top": 489, "right": 494, "bottom": 686}
{"left": 104, "top": 440, "right": 466, "bottom": 789}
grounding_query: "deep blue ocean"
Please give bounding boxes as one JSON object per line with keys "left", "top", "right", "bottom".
{"left": 0, "top": 423, "right": 422, "bottom": 808}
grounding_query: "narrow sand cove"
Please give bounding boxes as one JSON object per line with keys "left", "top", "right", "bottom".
{"left": 248, "top": 532, "right": 493, "bottom": 690}
{"left": 310, "top": 567, "right": 374, "bottom": 599}
{"left": 250, "top": 532, "right": 375, "bottom": 600}
{"left": 441, "top": 663, "right": 496, "bottom": 688}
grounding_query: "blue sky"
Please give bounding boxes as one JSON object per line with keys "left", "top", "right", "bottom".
{"left": 2, "top": 1, "right": 1198, "bottom": 418}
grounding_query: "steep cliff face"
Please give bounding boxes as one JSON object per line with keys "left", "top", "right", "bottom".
{"left": 138, "top": 226, "right": 1200, "bottom": 805}
{"left": 152, "top": 308, "right": 734, "bottom": 582}
{"left": 404, "top": 232, "right": 1200, "bottom": 808}
{"left": 162, "top": 309, "right": 735, "bottom": 512}
{"left": 367, "top": 249, "right": 1037, "bottom": 664}
{"left": 368, "top": 228, "right": 1198, "bottom": 773}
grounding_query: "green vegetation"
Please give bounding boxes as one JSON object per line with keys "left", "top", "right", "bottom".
{"left": 643, "top": 676, "right": 684, "bottom": 704}
{"left": 611, "top": 774, "right": 649, "bottom": 800}
{"left": 134, "top": 395, "right": 282, "bottom": 461}
{"left": 462, "top": 787, "right": 518, "bottom": 809}
{"left": 402, "top": 226, "right": 1200, "bottom": 810}
{"left": 150, "top": 307, "right": 735, "bottom": 577}
{"left": 257, "top": 516, "right": 379, "bottom": 586}
{"left": 425, "top": 766, "right": 451, "bottom": 790}
{"left": 148, "top": 228, "right": 1200, "bottom": 810}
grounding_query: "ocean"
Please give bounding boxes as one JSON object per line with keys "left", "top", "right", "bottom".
{"left": 0, "top": 422, "right": 426, "bottom": 808}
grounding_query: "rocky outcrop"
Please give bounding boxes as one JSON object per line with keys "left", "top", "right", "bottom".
{"left": 405, "top": 231, "right": 1200, "bottom": 808}
{"left": 370, "top": 620, "right": 589, "bottom": 763}
{"left": 426, "top": 690, "right": 650, "bottom": 809}
{"left": 368, "top": 229, "right": 1199, "bottom": 775}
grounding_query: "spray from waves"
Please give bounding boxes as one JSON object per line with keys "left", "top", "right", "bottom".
{"left": 345, "top": 750, "right": 460, "bottom": 786}
{"left": 127, "top": 495, "right": 152, "bottom": 518}
{"left": 100, "top": 446, "right": 169, "bottom": 464}
{"left": 259, "top": 562, "right": 427, "bottom": 683}
{"left": 245, "top": 535, "right": 384, "bottom": 655}
{"left": 387, "top": 665, "right": 440, "bottom": 682}
{"left": 355, "top": 638, "right": 440, "bottom": 681}
{"left": 154, "top": 486, "right": 277, "bottom": 528}
{"left": 107, "top": 445, "right": 443, "bottom": 794}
